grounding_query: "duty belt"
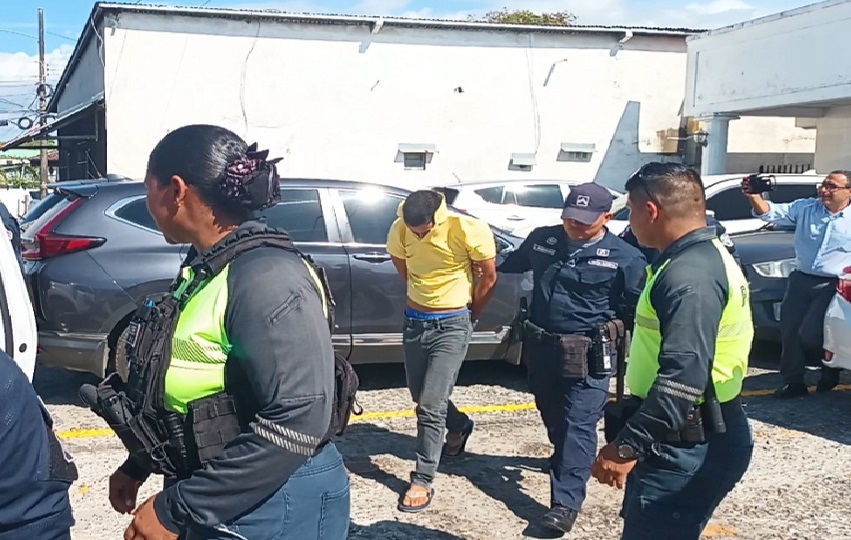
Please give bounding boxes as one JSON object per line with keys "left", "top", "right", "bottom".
{"left": 522, "top": 319, "right": 625, "bottom": 378}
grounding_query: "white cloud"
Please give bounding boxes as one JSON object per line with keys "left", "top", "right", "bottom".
{"left": 685, "top": 0, "right": 753, "bottom": 16}
{"left": 0, "top": 44, "right": 73, "bottom": 142}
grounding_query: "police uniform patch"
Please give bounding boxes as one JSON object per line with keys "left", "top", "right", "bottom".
{"left": 589, "top": 259, "right": 618, "bottom": 269}
{"left": 546, "top": 236, "right": 557, "bottom": 245}
{"left": 533, "top": 244, "right": 556, "bottom": 256}
{"left": 126, "top": 321, "right": 141, "bottom": 348}
{"left": 596, "top": 248, "right": 610, "bottom": 257}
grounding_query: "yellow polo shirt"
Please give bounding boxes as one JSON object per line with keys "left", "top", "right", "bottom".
{"left": 386, "top": 196, "right": 496, "bottom": 309}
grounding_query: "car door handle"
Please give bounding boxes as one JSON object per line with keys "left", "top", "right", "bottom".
{"left": 506, "top": 215, "right": 525, "bottom": 221}
{"left": 353, "top": 253, "right": 391, "bottom": 263}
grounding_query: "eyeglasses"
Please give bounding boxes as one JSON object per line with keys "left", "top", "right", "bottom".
{"left": 818, "top": 183, "right": 849, "bottom": 193}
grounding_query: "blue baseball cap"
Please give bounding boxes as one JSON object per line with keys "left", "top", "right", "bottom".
{"left": 561, "top": 183, "right": 614, "bottom": 225}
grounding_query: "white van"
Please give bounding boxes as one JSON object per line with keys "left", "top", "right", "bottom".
{"left": 0, "top": 226, "right": 37, "bottom": 381}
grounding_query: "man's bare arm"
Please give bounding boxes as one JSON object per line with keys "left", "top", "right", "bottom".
{"left": 471, "top": 258, "right": 498, "bottom": 321}
{"left": 391, "top": 256, "right": 407, "bottom": 281}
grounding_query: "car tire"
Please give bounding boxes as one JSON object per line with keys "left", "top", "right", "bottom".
{"left": 107, "top": 324, "right": 132, "bottom": 380}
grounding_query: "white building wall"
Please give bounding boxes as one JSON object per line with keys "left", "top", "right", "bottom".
{"left": 815, "top": 105, "right": 851, "bottom": 172}
{"left": 726, "top": 116, "right": 815, "bottom": 173}
{"left": 56, "top": 33, "right": 105, "bottom": 112}
{"left": 684, "top": 0, "right": 851, "bottom": 117}
{"left": 93, "top": 12, "right": 813, "bottom": 184}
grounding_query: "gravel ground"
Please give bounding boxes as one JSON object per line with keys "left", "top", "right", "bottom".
{"left": 36, "top": 344, "right": 851, "bottom": 540}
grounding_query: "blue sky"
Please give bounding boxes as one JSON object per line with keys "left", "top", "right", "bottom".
{"left": 0, "top": 0, "right": 816, "bottom": 142}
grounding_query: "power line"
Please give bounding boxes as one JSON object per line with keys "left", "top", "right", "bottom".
{"left": 0, "top": 27, "right": 76, "bottom": 42}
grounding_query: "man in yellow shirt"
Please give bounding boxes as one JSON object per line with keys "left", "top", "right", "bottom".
{"left": 387, "top": 189, "right": 498, "bottom": 513}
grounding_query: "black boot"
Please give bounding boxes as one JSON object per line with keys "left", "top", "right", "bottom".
{"left": 541, "top": 506, "right": 578, "bottom": 533}
{"left": 774, "top": 382, "right": 808, "bottom": 399}
{"left": 817, "top": 368, "right": 841, "bottom": 393}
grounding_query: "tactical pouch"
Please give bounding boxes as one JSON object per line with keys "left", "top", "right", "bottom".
{"left": 665, "top": 407, "right": 706, "bottom": 443}
{"left": 187, "top": 392, "right": 242, "bottom": 466}
{"left": 556, "top": 335, "right": 592, "bottom": 378}
{"left": 603, "top": 395, "right": 642, "bottom": 444}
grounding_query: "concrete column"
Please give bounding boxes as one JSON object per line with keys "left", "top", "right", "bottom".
{"left": 698, "top": 113, "right": 739, "bottom": 176}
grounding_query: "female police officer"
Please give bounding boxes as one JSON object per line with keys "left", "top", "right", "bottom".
{"left": 106, "top": 124, "right": 350, "bottom": 540}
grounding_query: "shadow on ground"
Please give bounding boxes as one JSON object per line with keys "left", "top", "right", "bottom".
{"left": 349, "top": 520, "right": 470, "bottom": 539}
{"left": 339, "top": 422, "right": 560, "bottom": 539}
{"left": 33, "top": 364, "right": 100, "bottom": 406}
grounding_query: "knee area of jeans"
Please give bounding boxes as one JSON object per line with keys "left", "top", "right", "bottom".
{"left": 415, "top": 400, "right": 450, "bottom": 418}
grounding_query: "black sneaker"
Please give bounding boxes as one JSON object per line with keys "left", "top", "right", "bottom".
{"left": 541, "top": 506, "right": 578, "bottom": 533}
{"left": 773, "top": 382, "right": 808, "bottom": 399}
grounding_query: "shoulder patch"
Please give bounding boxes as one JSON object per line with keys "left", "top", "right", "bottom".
{"left": 588, "top": 259, "right": 618, "bottom": 270}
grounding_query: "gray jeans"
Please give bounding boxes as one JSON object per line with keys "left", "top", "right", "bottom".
{"left": 780, "top": 270, "right": 838, "bottom": 383}
{"left": 402, "top": 312, "right": 473, "bottom": 487}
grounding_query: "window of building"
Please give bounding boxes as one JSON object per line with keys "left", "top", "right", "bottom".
{"left": 259, "top": 189, "right": 328, "bottom": 242}
{"left": 114, "top": 198, "right": 159, "bottom": 232}
{"left": 340, "top": 188, "right": 404, "bottom": 245}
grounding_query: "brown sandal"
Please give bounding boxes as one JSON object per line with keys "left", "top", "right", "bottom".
{"left": 398, "top": 485, "right": 435, "bottom": 513}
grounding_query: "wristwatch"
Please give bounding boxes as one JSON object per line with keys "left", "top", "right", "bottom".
{"left": 617, "top": 443, "right": 639, "bottom": 460}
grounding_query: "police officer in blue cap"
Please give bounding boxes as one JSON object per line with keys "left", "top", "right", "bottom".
{"left": 497, "top": 183, "right": 647, "bottom": 534}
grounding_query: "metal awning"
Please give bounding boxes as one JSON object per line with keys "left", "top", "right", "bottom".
{"left": 0, "top": 92, "right": 105, "bottom": 151}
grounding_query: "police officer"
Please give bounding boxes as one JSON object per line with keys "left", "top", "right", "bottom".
{"left": 620, "top": 210, "right": 738, "bottom": 265}
{"left": 0, "top": 348, "right": 76, "bottom": 540}
{"left": 592, "top": 163, "right": 754, "bottom": 540}
{"left": 497, "top": 183, "right": 646, "bottom": 534}
{"left": 85, "top": 124, "right": 351, "bottom": 540}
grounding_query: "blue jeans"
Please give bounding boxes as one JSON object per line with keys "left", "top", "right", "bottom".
{"left": 526, "top": 347, "right": 611, "bottom": 511}
{"left": 181, "top": 443, "right": 351, "bottom": 540}
{"left": 619, "top": 404, "right": 754, "bottom": 540}
{"left": 402, "top": 311, "right": 473, "bottom": 487}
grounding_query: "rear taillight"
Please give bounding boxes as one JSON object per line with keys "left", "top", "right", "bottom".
{"left": 21, "top": 198, "right": 105, "bottom": 260}
{"left": 838, "top": 266, "right": 851, "bottom": 303}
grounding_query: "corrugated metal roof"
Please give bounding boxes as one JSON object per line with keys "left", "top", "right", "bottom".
{"left": 46, "top": 2, "right": 705, "bottom": 113}
{"left": 105, "top": 2, "right": 704, "bottom": 34}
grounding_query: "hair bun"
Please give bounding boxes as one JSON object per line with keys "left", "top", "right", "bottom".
{"left": 222, "top": 143, "right": 282, "bottom": 211}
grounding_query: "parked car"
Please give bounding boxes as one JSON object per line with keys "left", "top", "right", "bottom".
{"left": 0, "top": 216, "right": 37, "bottom": 381}
{"left": 822, "top": 267, "right": 851, "bottom": 371}
{"left": 731, "top": 225, "right": 796, "bottom": 343}
{"left": 22, "top": 179, "right": 529, "bottom": 377}
{"left": 606, "top": 172, "right": 824, "bottom": 237}
{"left": 431, "top": 179, "right": 621, "bottom": 237}
{"left": 19, "top": 175, "right": 134, "bottom": 233}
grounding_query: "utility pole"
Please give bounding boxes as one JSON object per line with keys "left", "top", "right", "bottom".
{"left": 38, "top": 7, "right": 49, "bottom": 197}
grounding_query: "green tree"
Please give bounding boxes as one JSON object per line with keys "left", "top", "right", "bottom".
{"left": 469, "top": 7, "right": 577, "bottom": 26}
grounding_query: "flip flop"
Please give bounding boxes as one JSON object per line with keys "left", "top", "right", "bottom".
{"left": 397, "top": 486, "right": 435, "bottom": 513}
{"left": 442, "top": 419, "right": 475, "bottom": 457}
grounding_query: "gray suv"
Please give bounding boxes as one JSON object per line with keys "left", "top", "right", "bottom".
{"left": 22, "top": 178, "right": 529, "bottom": 376}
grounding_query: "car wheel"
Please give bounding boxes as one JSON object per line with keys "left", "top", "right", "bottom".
{"left": 107, "top": 324, "right": 132, "bottom": 380}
